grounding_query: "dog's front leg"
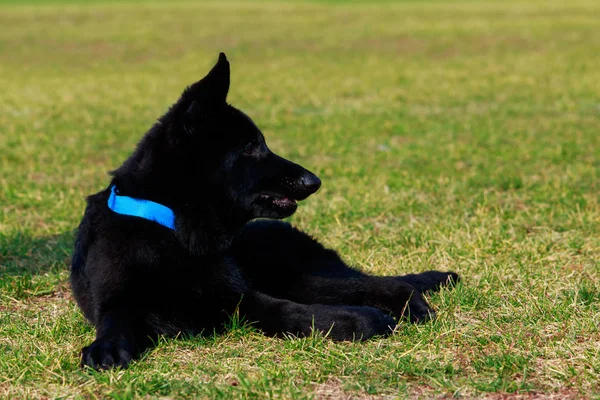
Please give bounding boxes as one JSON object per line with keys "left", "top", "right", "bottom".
{"left": 395, "top": 271, "right": 460, "bottom": 294}
{"left": 293, "top": 275, "right": 436, "bottom": 323}
{"left": 239, "top": 291, "right": 396, "bottom": 341}
{"left": 359, "top": 277, "right": 437, "bottom": 323}
{"left": 81, "top": 308, "right": 145, "bottom": 370}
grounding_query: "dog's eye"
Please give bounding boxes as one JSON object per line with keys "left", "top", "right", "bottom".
{"left": 243, "top": 143, "right": 254, "bottom": 155}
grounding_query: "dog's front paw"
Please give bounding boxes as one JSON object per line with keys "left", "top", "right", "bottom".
{"left": 326, "top": 306, "right": 396, "bottom": 341}
{"left": 392, "top": 290, "right": 436, "bottom": 323}
{"left": 434, "top": 271, "right": 460, "bottom": 289}
{"left": 81, "top": 338, "right": 133, "bottom": 370}
{"left": 405, "top": 295, "right": 436, "bottom": 323}
{"left": 397, "top": 271, "right": 461, "bottom": 293}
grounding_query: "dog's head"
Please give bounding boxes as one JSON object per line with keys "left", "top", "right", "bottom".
{"left": 156, "top": 53, "right": 321, "bottom": 222}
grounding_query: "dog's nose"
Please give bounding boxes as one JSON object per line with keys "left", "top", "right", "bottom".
{"left": 301, "top": 174, "right": 322, "bottom": 194}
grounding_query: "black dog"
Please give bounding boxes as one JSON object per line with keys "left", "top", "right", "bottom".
{"left": 71, "top": 53, "right": 459, "bottom": 370}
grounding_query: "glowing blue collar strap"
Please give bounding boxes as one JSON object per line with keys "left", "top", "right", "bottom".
{"left": 107, "top": 186, "right": 176, "bottom": 230}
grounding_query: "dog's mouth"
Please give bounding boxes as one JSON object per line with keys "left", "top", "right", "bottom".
{"left": 259, "top": 194, "right": 298, "bottom": 210}
{"left": 255, "top": 193, "right": 301, "bottom": 218}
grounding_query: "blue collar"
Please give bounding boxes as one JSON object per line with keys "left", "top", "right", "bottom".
{"left": 107, "top": 186, "right": 176, "bottom": 230}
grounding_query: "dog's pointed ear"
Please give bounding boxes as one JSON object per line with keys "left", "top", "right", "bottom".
{"left": 185, "top": 52, "right": 230, "bottom": 104}
{"left": 176, "top": 53, "right": 230, "bottom": 136}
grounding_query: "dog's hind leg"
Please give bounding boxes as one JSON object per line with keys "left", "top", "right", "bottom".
{"left": 80, "top": 307, "right": 151, "bottom": 370}
{"left": 72, "top": 248, "right": 157, "bottom": 370}
{"left": 239, "top": 290, "right": 396, "bottom": 341}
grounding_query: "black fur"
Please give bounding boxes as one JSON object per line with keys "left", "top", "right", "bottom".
{"left": 71, "top": 53, "right": 460, "bottom": 370}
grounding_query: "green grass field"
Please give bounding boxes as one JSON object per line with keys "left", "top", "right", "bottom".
{"left": 1, "top": 0, "right": 599, "bottom": 398}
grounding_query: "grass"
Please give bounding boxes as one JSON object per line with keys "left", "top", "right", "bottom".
{"left": 0, "top": 0, "right": 599, "bottom": 398}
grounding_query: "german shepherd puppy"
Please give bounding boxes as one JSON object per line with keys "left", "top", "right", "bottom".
{"left": 71, "top": 53, "right": 459, "bottom": 369}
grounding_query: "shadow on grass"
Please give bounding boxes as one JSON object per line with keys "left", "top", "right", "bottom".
{"left": 0, "top": 230, "right": 75, "bottom": 298}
